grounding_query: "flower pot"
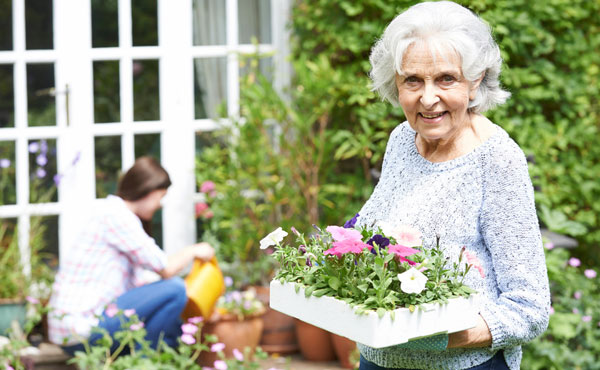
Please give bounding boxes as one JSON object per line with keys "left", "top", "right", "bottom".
{"left": 182, "top": 258, "right": 225, "bottom": 321}
{"left": 197, "top": 313, "right": 264, "bottom": 366}
{"left": 331, "top": 333, "right": 357, "bottom": 369}
{"left": 0, "top": 298, "right": 26, "bottom": 335}
{"left": 252, "top": 285, "right": 299, "bottom": 355}
{"left": 270, "top": 280, "right": 478, "bottom": 348}
{"left": 295, "top": 319, "right": 337, "bottom": 362}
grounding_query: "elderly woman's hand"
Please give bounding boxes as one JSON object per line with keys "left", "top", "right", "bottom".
{"left": 191, "top": 242, "right": 215, "bottom": 262}
{"left": 447, "top": 315, "right": 492, "bottom": 349}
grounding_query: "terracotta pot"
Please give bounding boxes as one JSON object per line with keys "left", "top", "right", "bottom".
{"left": 251, "top": 285, "right": 299, "bottom": 354}
{"left": 331, "top": 333, "right": 357, "bottom": 369}
{"left": 197, "top": 313, "right": 264, "bottom": 366}
{"left": 295, "top": 319, "right": 337, "bottom": 362}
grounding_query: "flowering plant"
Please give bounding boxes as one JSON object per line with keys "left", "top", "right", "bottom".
{"left": 68, "top": 307, "right": 270, "bottom": 370}
{"left": 263, "top": 214, "right": 480, "bottom": 316}
{"left": 215, "top": 288, "right": 266, "bottom": 320}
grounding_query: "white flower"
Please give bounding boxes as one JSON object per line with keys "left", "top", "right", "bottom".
{"left": 260, "top": 227, "right": 288, "bottom": 249}
{"left": 397, "top": 268, "right": 428, "bottom": 294}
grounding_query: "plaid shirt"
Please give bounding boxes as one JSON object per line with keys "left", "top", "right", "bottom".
{"left": 48, "top": 195, "right": 167, "bottom": 345}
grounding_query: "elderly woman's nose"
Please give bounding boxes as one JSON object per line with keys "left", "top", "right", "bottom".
{"left": 419, "top": 84, "right": 440, "bottom": 107}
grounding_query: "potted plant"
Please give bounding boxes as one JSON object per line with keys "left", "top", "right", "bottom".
{"left": 264, "top": 215, "right": 483, "bottom": 349}
{"left": 198, "top": 288, "right": 266, "bottom": 366}
{"left": 0, "top": 223, "right": 28, "bottom": 335}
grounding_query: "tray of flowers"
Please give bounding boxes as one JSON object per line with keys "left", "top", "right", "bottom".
{"left": 262, "top": 215, "right": 483, "bottom": 349}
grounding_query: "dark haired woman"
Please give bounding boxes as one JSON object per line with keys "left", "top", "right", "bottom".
{"left": 48, "top": 156, "right": 214, "bottom": 355}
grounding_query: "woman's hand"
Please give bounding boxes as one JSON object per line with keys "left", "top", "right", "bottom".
{"left": 191, "top": 242, "right": 215, "bottom": 262}
{"left": 159, "top": 242, "right": 216, "bottom": 279}
{"left": 447, "top": 314, "right": 492, "bottom": 349}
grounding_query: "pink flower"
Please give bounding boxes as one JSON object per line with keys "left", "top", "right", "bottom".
{"left": 584, "top": 269, "right": 597, "bottom": 279}
{"left": 291, "top": 226, "right": 300, "bottom": 236}
{"left": 211, "top": 342, "right": 226, "bottom": 352}
{"left": 195, "top": 202, "right": 209, "bottom": 217}
{"left": 324, "top": 239, "right": 370, "bottom": 257}
{"left": 124, "top": 309, "right": 135, "bottom": 317}
{"left": 188, "top": 316, "right": 204, "bottom": 324}
{"left": 200, "top": 181, "right": 216, "bottom": 193}
{"left": 326, "top": 226, "right": 363, "bottom": 242}
{"left": 574, "top": 291, "right": 582, "bottom": 300}
{"left": 129, "top": 322, "right": 144, "bottom": 331}
{"left": 573, "top": 308, "right": 579, "bottom": 314}
{"left": 181, "top": 333, "right": 196, "bottom": 345}
{"left": 568, "top": 257, "right": 581, "bottom": 267}
{"left": 549, "top": 306, "right": 554, "bottom": 315}
{"left": 6, "top": 365, "right": 15, "bottom": 370}
{"left": 388, "top": 244, "right": 419, "bottom": 266}
{"left": 464, "top": 250, "right": 485, "bottom": 279}
{"left": 582, "top": 315, "right": 592, "bottom": 322}
{"left": 544, "top": 242, "right": 554, "bottom": 250}
{"left": 379, "top": 223, "right": 422, "bottom": 247}
{"left": 213, "top": 360, "right": 228, "bottom": 370}
{"left": 26, "top": 296, "right": 40, "bottom": 304}
{"left": 203, "top": 210, "right": 214, "bottom": 219}
{"left": 233, "top": 348, "right": 244, "bottom": 361}
{"left": 181, "top": 323, "right": 198, "bottom": 334}
{"left": 105, "top": 303, "right": 119, "bottom": 318}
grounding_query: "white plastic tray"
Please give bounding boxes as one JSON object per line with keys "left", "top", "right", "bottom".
{"left": 269, "top": 280, "right": 478, "bottom": 348}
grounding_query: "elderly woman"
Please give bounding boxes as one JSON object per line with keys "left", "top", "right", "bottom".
{"left": 357, "top": 2, "right": 550, "bottom": 370}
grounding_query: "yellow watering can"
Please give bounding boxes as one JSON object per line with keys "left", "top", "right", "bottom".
{"left": 182, "top": 258, "right": 225, "bottom": 320}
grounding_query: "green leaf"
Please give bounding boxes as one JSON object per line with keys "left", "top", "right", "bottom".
{"left": 328, "top": 276, "right": 341, "bottom": 290}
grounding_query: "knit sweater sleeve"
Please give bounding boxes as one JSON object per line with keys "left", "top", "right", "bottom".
{"left": 478, "top": 140, "right": 550, "bottom": 350}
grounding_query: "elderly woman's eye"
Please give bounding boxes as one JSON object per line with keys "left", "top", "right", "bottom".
{"left": 440, "top": 75, "right": 456, "bottom": 83}
{"left": 405, "top": 76, "right": 420, "bottom": 83}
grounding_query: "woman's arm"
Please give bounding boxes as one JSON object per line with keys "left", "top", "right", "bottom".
{"left": 159, "top": 242, "right": 215, "bottom": 279}
{"left": 447, "top": 315, "right": 492, "bottom": 348}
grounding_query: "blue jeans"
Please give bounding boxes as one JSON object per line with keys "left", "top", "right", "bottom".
{"left": 359, "top": 350, "right": 509, "bottom": 370}
{"left": 62, "top": 277, "right": 187, "bottom": 356}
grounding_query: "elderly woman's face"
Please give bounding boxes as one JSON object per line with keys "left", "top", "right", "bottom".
{"left": 395, "top": 43, "right": 480, "bottom": 143}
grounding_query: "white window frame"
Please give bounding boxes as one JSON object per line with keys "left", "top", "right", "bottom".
{"left": 0, "top": 0, "right": 291, "bottom": 266}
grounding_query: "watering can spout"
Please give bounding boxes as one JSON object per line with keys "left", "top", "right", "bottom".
{"left": 181, "top": 257, "right": 225, "bottom": 321}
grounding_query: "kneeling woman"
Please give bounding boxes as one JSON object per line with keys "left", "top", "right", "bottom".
{"left": 49, "top": 156, "right": 214, "bottom": 355}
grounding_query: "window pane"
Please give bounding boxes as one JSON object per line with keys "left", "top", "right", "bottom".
{"left": 132, "top": 0, "right": 158, "bottom": 46}
{"left": 0, "top": 0, "right": 12, "bottom": 50}
{"left": 0, "top": 64, "right": 14, "bottom": 128}
{"left": 194, "top": 58, "right": 227, "bottom": 119}
{"left": 25, "top": 0, "right": 53, "bottom": 50}
{"left": 30, "top": 215, "right": 60, "bottom": 274}
{"left": 192, "top": 0, "right": 226, "bottom": 46}
{"left": 93, "top": 61, "right": 120, "bottom": 123}
{"left": 0, "top": 141, "right": 16, "bottom": 205}
{"left": 27, "top": 63, "right": 56, "bottom": 127}
{"left": 133, "top": 60, "right": 160, "bottom": 121}
{"left": 95, "top": 136, "right": 121, "bottom": 198}
{"left": 134, "top": 133, "right": 161, "bottom": 160}
{"left": 150, "top": 208, "right": 163, "bottom": 249}
{"left": 28, "top": 139, "right": 58, "bottom": 203}
{"left": 92, "top": 0, "right": 119, "bottom": 48}
{"left": 238, "top": 0, "right": 271, "bottom": 44}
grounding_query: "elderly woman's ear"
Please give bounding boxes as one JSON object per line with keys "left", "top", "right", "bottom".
{"left": 469, "top": 72, "right": 486, "bottom": 101}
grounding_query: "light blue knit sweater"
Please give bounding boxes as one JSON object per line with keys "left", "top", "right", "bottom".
{"left": 357, "top": 122, "right": 550, "bottom": 370}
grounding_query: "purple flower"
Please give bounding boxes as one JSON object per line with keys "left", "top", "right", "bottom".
{"left": 105, "top": 303, "right": 118, "bottom": 318}
{"left": 40, "top": 140, "right": 48, "bottom": 153}
{"left": 36, "top": 154, "right": 48, "bottom": 166}
{"left": 233, "top": 348, "right": 244, "bottom": 361}
{"left": 291, "top": 226, "right": 300, "bottom": 236}
{"left": 0, "top": 158, "right": 10, "bottom": 168}
{"left": 188, "top": 316, "right": 203, "bottom": 324}
{"left": 124, "top": 309, "right": 135, "bottom": 317}
{"left": 36, "top": 167, "right": 46, "bottom": 178}
{"left": 582, "top": 315, "right": 592, "bottom": 322}
{"left": 343, "top": 213, "right": 360, "bottom": 229}
{"left": 574, "top": 291, "right": 582, "bottom": 300}
{"left": 367, "top": 234, "right": 390, "bottom": 254}
{"left": 231, "top": 291, "right": 242, "bottom": 303}
{"left": 211, "top": 342, "right": 225, "bottom": 352}
{"left": 129, "top": 322, "right": 144, "bottom": 331}
{"left": 72, "top": 151, "right": 81, "bottom": 166}
{"left": 181, "top": 323, "right": 198, "bottom": 334}
{"left": 213, "top": 360, "right": 227, "bottom": 370}
{"left": 26, "top": 296, "right": 40, "bottom": 304}
{"left": 181, "top": 333, "right": 196, "bottom": 345}
{"left": 568, "top": 257, "right": 581, "bottom": 267}
{"left": 28, "top": 141, "right": 40, "bottom": 153}
{"left": 306, "top": 257, "right": 312, "bottom": 267}
{"left": 584, "top": 269, "right": 597, "bottom": 279}
{"left": 53, "top": 174, "right": 63, "bottom": 186}
{"left": 224, "top": 276, "right": 233, "bottom": 287}
{"left": 298, "top": 245, "right": 306, "bottom": 254}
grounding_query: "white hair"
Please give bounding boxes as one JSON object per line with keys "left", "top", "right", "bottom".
{"left": 369, "top": 1, "right": 510, "bottom": 113}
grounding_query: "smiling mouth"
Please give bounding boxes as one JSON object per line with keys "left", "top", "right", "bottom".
{"left": 419, "top": 112, "right": 446, "bottom": 119}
